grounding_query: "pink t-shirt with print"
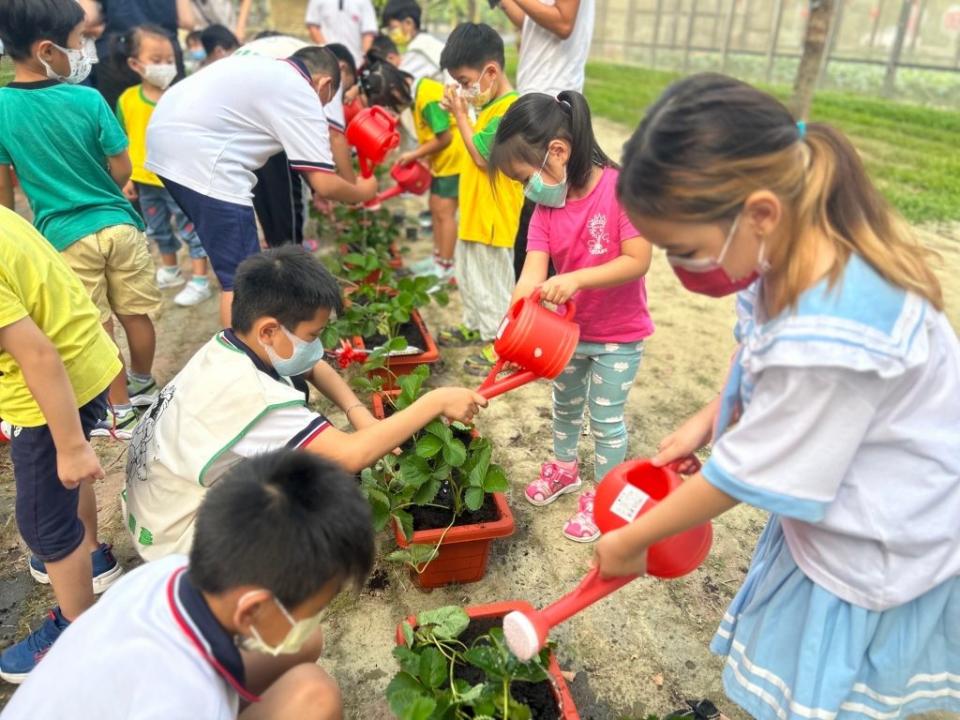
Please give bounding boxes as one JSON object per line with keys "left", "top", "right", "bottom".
{"left": 526, "top": 167, "right": 654, "bottom": 343}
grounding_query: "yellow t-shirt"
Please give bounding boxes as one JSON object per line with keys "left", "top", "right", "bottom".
{"left": 0, "top": 207, "right": 121, "bottom": 427}
{"left": 412, "top": 78, "right": 466, "bottom": 179}
{"left": 116, "top": 85, "right": 163, "bottom": 187}
{"left": 458, "top": 92, "right": 523, "bottom": 248}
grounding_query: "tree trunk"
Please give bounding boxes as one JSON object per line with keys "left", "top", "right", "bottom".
{"left": 789, "top": 0, "right": 835, "bottom": 119}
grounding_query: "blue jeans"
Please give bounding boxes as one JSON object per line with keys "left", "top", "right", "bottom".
{"left": 552, "top": 340, "right": 645, "bottom": 480}
{"left": 137, "top": 183, "right": 207, "bottom": 260}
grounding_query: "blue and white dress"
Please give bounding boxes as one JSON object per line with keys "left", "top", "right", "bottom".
{"left": 702, "top": 255, "right": 960, "bottom": 720}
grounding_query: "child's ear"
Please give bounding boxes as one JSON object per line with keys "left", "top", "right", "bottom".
{"left": 127, "top": 56, "right": 140, "bottom": 73}
{"left": 233, "top": 589, "right": 272, "bottom": 632}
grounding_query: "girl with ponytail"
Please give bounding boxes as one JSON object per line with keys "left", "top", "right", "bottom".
{"left": 489, "top": 91, "right": 654, "bottom": 543}
{"left": 600, "top": 73, "right": 960, "bottom": 720}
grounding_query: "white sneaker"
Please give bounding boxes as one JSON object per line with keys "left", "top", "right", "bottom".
{"left": 156, "top": 267, "right": 185, "bottom": 289}
{"left": 174, "top": 281, "right": 212, "bottom": 307}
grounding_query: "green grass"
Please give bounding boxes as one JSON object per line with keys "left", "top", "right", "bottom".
{"left": 579, "top": 61, "right": 960, "bottom": 225}
{"left": 0, "top": 57, "right": 13, "bottom": 87}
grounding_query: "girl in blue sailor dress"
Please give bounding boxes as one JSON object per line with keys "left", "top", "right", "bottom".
{"left": 596, "top": 73, "right": 960, "bottom": 720}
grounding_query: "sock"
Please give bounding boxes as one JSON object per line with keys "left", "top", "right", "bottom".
{"left": 190, "top": 275, "right": 209, "bottom": 286}
{"left": 127, "top": 370, "right": 152, "bottom": 384}
{"left": 112, "top": 402, "right": 134, "bottom": 416}
{"left": 556, "top": 458, "right": 578, "bottom": 470}
{"left": 52, "top": 607, "right": 71, "bottom": 629}
{"left": 159, "top": 265, "right": 180, "bottom": 276}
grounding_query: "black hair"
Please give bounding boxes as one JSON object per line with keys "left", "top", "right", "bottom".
{"left": 382, "top": 0, "right": 421, "bottom": 29}
{"left": 368, "top": 34, "right": 399, "bottom": 62}
{"left": 253, "top": 29, "right": 282, "bottom": 40}
{"left": 190, "top": 450, "right": 375, "bottom": 605}
{"left": 231, "top": 245, "right": 343, "bottom": 333}
{"left": 200, "top": 24, "right": 239, "bottom": 55}
{"left": 359, "top": 58, "right": 412, "bottom": 112}
{"left": 290, "top": 45, "right": 341, "bottom": 92}
{"left": 0, "top": 0, "right": 85, "bottom": 61}
{"left": 111, "top": 24, "right": 173, "bottom": 68}
{"left": 440, "top": 22, "right": 503, "bottom": 72}
{"left": 324, "top": 42, "right": 357, "bottom": 81}
{"left": 489, "top": 91, "right": 615, "bottom": 191}
{"left": 185, "top": 30, "right": 203, "bottom": 45}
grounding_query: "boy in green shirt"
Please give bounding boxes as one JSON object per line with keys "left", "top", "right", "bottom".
{"left": 0, "top": 0, "right": 162, "bottom": 438}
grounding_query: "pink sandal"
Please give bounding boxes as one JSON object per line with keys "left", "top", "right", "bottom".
{"left": 524, "top": 461, "right": 581, "bottom": 506}
{"left": 562, "top": 491, "right": 600, "bottom": 543}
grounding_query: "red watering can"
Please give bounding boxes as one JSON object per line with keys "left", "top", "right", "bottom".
{"left": 343, "top": 95, "right": 364, "bottom": 126}
{"left": 503, "top": 458, "right": 711, "bottom": 661}
{"left": 345, "top": 106, "right": 400, "bottom": 178}
{"left": 476, "top": 289, "right": 580, "bottom": 400}
{"left": 364, "top": 160, "right": 432, "bottom": 208}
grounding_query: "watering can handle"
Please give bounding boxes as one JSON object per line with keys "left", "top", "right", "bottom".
{"left": 370, "top": 105, "right": 397, "bottom": 127}
{"left": 665, "top": 455, "right": 702, "bottom": 476}
{"left": 529, "top": 288, "right": 576, "bottom": 322}
{"left": 540, "top": 567, "right": 637, "bottom": 629}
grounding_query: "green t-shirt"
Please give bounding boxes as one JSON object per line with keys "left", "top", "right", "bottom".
{"left": 421, "top": 101, "right": 450, "bottom": 135}
{"left": 0, "top": 80, "right": 143, "bottom": 251}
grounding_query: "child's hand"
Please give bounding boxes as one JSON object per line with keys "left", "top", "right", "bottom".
{"left": 57, "top": 441, "right": 105, "bottom": 489}
{"left": 539, "top": 274, "right": 579, "bottom": 305}
{"left": 122, "top": 181, "right": 138, "bottom": 201}
{"left": 592, "top": 526, "right": 648, "bottom": 578}
{"left": 396, "top": 151, "right": 417, "bottom": 166}
{"left": 430, "top": 387, "right": 488, "bottom": 424}
{"left": 357, "top": 175, "right": 379, "bottom": 201}
{"left": 652, "top": 408, "right": 714, "bottom": 468}
{"left": 442, "top": 85, "right": 468, "bottom": 117}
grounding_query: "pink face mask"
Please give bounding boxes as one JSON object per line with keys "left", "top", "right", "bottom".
{"left": 667, "top": 214, "right": 766, "bottom": 298}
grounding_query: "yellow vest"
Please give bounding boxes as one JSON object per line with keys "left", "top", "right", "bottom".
{"left": 412, "top": 78, "right": 467, "bottom": 179}
{"left": 458, "top": 93, "right": 523, "bottom": 248}
{"left": 116, "top": 85, "right": 163, "bottom": 187}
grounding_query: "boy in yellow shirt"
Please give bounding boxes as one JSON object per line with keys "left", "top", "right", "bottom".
{"left": 0, "top": 206, "right": 124, "bottom": 682}
{"left": 438, "top": 23, "right": 523, "bottom": 373}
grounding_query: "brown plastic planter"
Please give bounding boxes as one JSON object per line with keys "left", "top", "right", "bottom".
{"left": 361, "top": 309, "right": 440, "bottom": 389}
{"left": 395, "top": 602, "right": 580, "bottom": 719}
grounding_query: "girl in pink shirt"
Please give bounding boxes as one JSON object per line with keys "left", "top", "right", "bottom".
{"left": 489, "top": 91, "right": 654, "bottom": 543}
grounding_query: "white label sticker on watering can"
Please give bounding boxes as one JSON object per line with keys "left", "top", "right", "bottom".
{"left": 610, "top": 484, "right": 651, "bottom": 523}
{"left": 496, "top": 316, "right": 510, "bottom": 340}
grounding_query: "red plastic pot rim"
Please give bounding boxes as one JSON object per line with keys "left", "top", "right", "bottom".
{"left": 393, "top": 491, "right": 515, "bottom": 547}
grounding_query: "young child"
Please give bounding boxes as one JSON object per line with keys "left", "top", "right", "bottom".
{"left": 184, "top": 29, "right": 205, "bottom": 72}
{"left": 116, "top": 25, "right": 212, "bottom": 307}
{"left": 381, "top": 0, "right": 445, "bottom": 83}
{"left": 360, "top": 58, "right": 466, "bottom": 284}
{"left": 199, "top": 23, "right": 240, "bottom": 65}
{"left": 369, "top": 33, "right": 402, "bottom": 67}
{"left": 0, "top": 206, "right": 123, "bottom": 682}
{"left": 0, "top": 0, "right": 162, "bottom": 439}
{"left": 597, "top": 73, "right": 960, "bottom": 720}
{"left": 4, "top": 449, "right": 373, "bottom": 718}
{"left": 438, "top": 23, "right": 524, "bottom": 373}
{"left": 123, "top": 246, "right": 486, "bottom": 561}
{"left": 489, "top": 91, "right": 653, "bottom": 542}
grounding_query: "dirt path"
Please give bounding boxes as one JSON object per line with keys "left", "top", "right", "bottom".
{"left": 1, "top": 118, "right": 958, "bottom": 717}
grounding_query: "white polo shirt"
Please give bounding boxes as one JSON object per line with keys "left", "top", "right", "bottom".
{"left": 304, "top": 0, "right": 378, "bottom": 67}
{"left": 516, "top": 0, "right": 596, "bottom": 96}
{"left": 146, "top": 55, "right": 335, "bottom": 205}
{"left": 399, "top": 32, "right": 446, "bottom": 83}
{"left": 2, "top": 556, "right": 256, "bottom": 719}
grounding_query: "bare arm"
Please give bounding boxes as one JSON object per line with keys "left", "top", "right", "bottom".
{"left": 235, "top": 0, "right": 252, "bottom": 40}
{"left": 398, "top": 129, "right": 451, "bottom": 164}
{"left": 539, "top": 236, "right": 652, "bottom": 305}
{"left": 498, "top": 0, "right": 526, "bottom": 30}
{"left": 0, "top": 165, "right": 14, "bottom": 210}
{"left": 510, "top": 0, "right": 581, "bottom": 39}
{"left": 362, "top": 33, "right": 375, "bottom": 53}
{"left": 303, "top": 170, "right": 377, "bottom": 204}
{"left": 307, "top": 24, "right": 326, "bottom": 44}
{"left": 107, "top": 151, "right": 133, "bottom": 189}
{"left": 307, "top": 359, "right": 377, "bottom": 430}
{"left": 305, "top": 388, "right": 487, "bottom": 472}
{"left": 0, "top": 317, "right": 106, "bottom": 487}
{"left": 443, "top": 89, "right": 488, "bottom": 170}
{"left": 176, "top": 0, "right": 196, "bottom": 30}
{"left": 329, "top": 132, "right": 357, "bottom": 183}
{"left": 510, "top": 250, "right": 550, "bottom": 306}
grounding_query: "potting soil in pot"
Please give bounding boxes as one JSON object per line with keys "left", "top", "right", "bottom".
{"left": 410, "top": 488, "right": 500, "bottom": 531}
{"left": 456, "top": 617, "right": 561, "bottom": 720}
{"left": 364, "top": 318, "right": 426, "bottom": 356}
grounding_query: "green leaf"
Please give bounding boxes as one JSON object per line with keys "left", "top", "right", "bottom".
{"left": 425, "top": 420, "right": 452, "bottom": 443}
{"left": 464, "top": 486, "right": 485, "bottom": 512}
{"left": 387, "top": 542, "right": 439, "bottom": 568}
{"left": 416, "top": 606, "right": 470, "bottom": 641}
{"left": 365, "top": 489, "right": 391, "bottom": 531}
{"left": 417, "top": 646, "right": 447, "bottom": 689}
{"left": 394, "top": 509, "right": 414, "bottom": 540}
{"left": 442, "top": 438, "right": 467, "bottom": 468}
{"left": 467, "top": 443, "right": 492, "bottom": 488}
{"left": 387, "top": 687, "right": 436, "bottom": 720}
{"left": 411, "top": 478, "right": 441, "bottom": 505}
{"left": 319, "top": 325, "right": 340, "bottom": 349}
{"left": 457, "top": 682, "right": 485, "bottom": 705}
{"left": 400, "top": 455, "right": 431, "bottom": 489}
{"left": 392, "top": 646, "right": 421, "bottom": 676}
{"left": 415, "top": 434, "right": 443, "bottom": 459}
{"left": 387, "top": 335, "right": 409, "bottom": 351}
{"left": 342, "top": 252, "right": 367, "bottom": 266}
{"left": 463, "top": 646, "right": 507, "bottom": 680}
{"left": 483, "top": 465, "right": 509, "bottom": 493}
{"left": 401, "top": 620, "right": 414, "bottom": 648}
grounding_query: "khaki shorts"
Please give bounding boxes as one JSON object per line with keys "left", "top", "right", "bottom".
{"left": 61, "top": 225, "right": 162, "bottom": 323}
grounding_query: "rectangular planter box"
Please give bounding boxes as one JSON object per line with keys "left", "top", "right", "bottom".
{"left": 362, "top": 309, "right": 440, "bottom": 389}
{"left": 395, "top": 602, "right": 580, "bottom": 719}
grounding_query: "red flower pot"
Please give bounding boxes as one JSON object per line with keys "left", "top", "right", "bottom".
{"left": 358, "top": 309, "right": 440, "bottom": 390}
{"left": 395, "top": 602, "right": 580, "bottom": 719}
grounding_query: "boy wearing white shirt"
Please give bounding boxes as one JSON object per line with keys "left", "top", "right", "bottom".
{"left": 3, "top": 450, "right": 375, "bottom": 720}
{"left": 382, "top": 0, "right": 445, "bottom": 83}
{"left": 304, "top": 0, "right": 377, "bottom": 68}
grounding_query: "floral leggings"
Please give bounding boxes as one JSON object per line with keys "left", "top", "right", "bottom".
{"left": 552, "top": 340, "right": 645, "bottom": 481}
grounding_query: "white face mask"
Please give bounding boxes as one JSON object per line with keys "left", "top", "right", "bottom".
{"left": 239, "top": 594, "right": 324, "bottom": 657}
{"left": 142, "top": 62, "right": 177, "bottom": 90}
{"left": 40, "top": 38, "right": 98, "bottom": 85}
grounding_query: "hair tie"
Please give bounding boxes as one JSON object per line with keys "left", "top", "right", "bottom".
{"left": 796, "top": 120, "right": 807, "bottom": 140}
{"left": 556, "top": 96, "right": 572, "bottom": 111}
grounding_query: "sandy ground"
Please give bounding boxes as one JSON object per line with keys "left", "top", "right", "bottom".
{"left": 0, "top": 117, "right": 958, "bottom": 718}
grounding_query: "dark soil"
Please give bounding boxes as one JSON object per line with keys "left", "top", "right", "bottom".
{"left": 364, "top": 317, "right": 426, "bottom": 352}
{"left": 410, "top": 487, "right": 500, "bottom": 532}
{"left": 364, "top": 567, "right": 390, "bottom": 592}
{"left": 453, "top": 617, "right": 561, "bottom": 720}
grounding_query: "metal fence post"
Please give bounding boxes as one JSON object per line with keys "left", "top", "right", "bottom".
{"left": 652, "top": 0, "right": 664, "bottom": 67}
{"left": 817, "top": 0, "right": 844, "bottom": 87}
{"left": 765, "top": 0, "right": 785, "bottom": 83}
{"left": 868, "top": 0, "right": 886, "bottom": 51}
{"left": 624, "top": 0, "right": 637, "bottom": 64}
{"left": 720, "top": 0, "right": 737, "bottom": 73}
{"left": 883, "top": 0, "right": 913, "bottom": 96}
{"left": 683, "top": 0, "right": 700, "bottom": 72}
{"left": 908, "top": 0, "right": 927, "bottom": 53}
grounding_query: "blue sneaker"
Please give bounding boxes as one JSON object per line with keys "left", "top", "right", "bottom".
{"left": 29, "top": 543, "right": 123, "bottom": 595}
{"left": 0, "top": 608, "right": 69, "bottom": 684}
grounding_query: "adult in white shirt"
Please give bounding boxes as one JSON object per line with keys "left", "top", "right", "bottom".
{"left": 146, "top": 47, "right": 377, "bottom": 326}
{"left": 304, "top": 0, "right": 378, "bottom": 68}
